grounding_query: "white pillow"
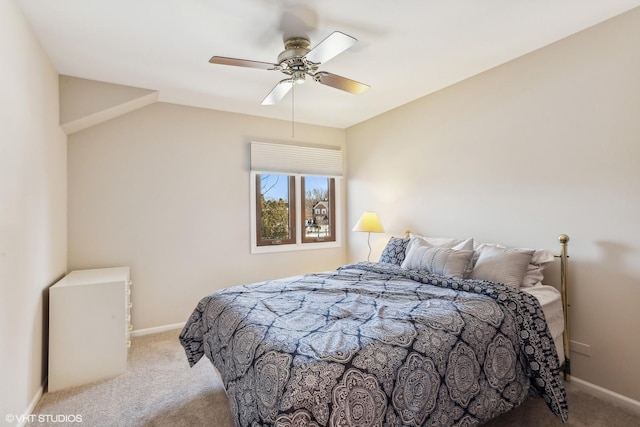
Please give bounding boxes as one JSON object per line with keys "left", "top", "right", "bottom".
{"left": 523, "top": 249, "right": 555, "bottom": 287}
{"left": 470, "top": 245, "right": 535, "bottom": 288}
{"left": 402, "top": 239, "right": 474, "bottom": 279}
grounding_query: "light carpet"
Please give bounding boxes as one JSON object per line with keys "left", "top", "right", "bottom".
{"left": 28, "top": 329, "right": 639, "bottom": 426}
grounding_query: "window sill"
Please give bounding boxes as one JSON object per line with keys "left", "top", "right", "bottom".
{"left": 251, "top": 240, "right": 341, "bottom": 254}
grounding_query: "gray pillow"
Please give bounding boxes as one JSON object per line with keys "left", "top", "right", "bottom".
{"left": 470, "top": 245, "right": 535, "bottom": 288}
{"left": 401, "top": 244, "right": 474, "bottom": 279}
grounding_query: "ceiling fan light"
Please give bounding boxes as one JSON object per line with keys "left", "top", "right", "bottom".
{"left": 292, "top": 71, "right": 306, "bottom": 84}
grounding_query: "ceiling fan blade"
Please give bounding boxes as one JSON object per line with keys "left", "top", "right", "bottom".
{"left": 305, "top": 31, "right": 357, "bottom": 64}
{"left": 314, "top": 72, "right": 370, "bottom": 95}
{"left": 209, "top": 56, "right": 276, "bottom": 70}
{"left": 261, "top": 79, "right": 294, "bottom": 105}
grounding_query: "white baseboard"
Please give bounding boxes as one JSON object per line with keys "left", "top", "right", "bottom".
{"left": 130, "top": 322, "right": 185, "bottom": 337}
{"left": 570, "top": 376, "right": 640, "bottom": 415}
{"left": 16, "top": 381, "right": 45, "bottom": 427}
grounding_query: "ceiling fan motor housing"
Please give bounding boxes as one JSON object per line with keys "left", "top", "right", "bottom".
{"left": 278, "top": 37, "right": 314, "bottom": 83}
{"left": 277, "top": 37, "right": 311, "bottom": 63}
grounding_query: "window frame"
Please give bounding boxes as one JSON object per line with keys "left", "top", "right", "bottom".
{"left": 301, "top": 176, "right": 336, "bottom": 244}
{"left": 255, "top": 174, "right": 296, "bottom": 247}
{"left": 250, "top": 171, "right": 341, "bottom": 254}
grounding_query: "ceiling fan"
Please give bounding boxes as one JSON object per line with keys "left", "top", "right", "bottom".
{"left": 209, "top": 31, "right": 370, "bottom": 105}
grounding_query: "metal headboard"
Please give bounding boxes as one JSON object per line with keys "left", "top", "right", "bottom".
{"left": 557, "top": 234, "right": 571, "bottom": 380}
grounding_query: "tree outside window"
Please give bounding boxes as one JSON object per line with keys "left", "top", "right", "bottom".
{"left": 256, "top": 174, "right": 295, "bottom": 246}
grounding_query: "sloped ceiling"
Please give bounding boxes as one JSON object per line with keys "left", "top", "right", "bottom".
{"left": 17, "top": 0, "right": 640, "bottom": 129}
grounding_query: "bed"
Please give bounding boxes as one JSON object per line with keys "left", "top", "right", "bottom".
{"left": 180, "top": 233, "right": 570, "bottom": 426}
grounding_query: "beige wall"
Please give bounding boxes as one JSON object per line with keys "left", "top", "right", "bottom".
{"left": 67, "top": 102, "right": 347, "bottom": 330}
{"left": 346, "top": 8, "right": 640, "bottom": 401}
{"left": 0, "top": 0, "right": 67, "bottom": 422}
{"left": 7, "top": 0, "right": 638, "bottom": 416}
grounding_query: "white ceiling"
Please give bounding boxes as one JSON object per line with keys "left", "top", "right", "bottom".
{"left": 17, "top": 0, "right": 640, "bottom": 129}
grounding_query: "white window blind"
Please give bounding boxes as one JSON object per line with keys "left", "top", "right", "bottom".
{"left": 250, "top": 141, "right": 343, "bottom": 177}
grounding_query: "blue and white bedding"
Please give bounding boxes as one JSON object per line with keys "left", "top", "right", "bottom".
{"left": 179, "top": 262, "right": 568, "bottom": 426}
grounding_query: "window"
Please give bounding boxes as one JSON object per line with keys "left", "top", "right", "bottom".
{"left": 302, "top": 176, "right": 335, "bottom": 243}
{"left": 252, "top": 173, "right": 338, "bottom": 251}
{"left": 250, "top": 141, "right": 342, "bottom": 253}
{"left": 255, "top": 174, "right": 296, "bottom": 246}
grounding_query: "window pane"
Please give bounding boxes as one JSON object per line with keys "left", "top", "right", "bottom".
{"left": 302, "top": 176, "right": 335, "bottom": 243}
{"left": 256, "top": 174, "right": 295, "bottom": 245}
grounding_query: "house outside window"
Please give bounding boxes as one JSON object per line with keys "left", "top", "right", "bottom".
{"left": 302, "top": 177, "right": 335, "bottom": 243}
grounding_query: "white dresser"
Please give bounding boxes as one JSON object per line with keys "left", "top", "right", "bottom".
{"left": 48, "top": 267, "right": 132, "bottom": 392}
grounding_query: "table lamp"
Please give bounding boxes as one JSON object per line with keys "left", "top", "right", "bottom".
{"left": 352, "top": 211, "right": 384, "bottom": 261}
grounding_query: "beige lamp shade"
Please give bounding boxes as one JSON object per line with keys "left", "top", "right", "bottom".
{"left": 352, "top": 211, "right": 384, "bottom": 233}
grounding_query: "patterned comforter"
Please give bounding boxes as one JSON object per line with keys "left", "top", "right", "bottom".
{"left": 179, "top": 262, "right": 568, "bottom": 426}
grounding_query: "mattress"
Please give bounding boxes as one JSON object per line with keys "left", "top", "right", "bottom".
{"left": 523, "top": 283, "right": 565, "bottom": 364}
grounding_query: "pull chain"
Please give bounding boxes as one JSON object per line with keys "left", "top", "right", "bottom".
{"left": 291, "top": 83, "right": 295, "bottom": 138}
